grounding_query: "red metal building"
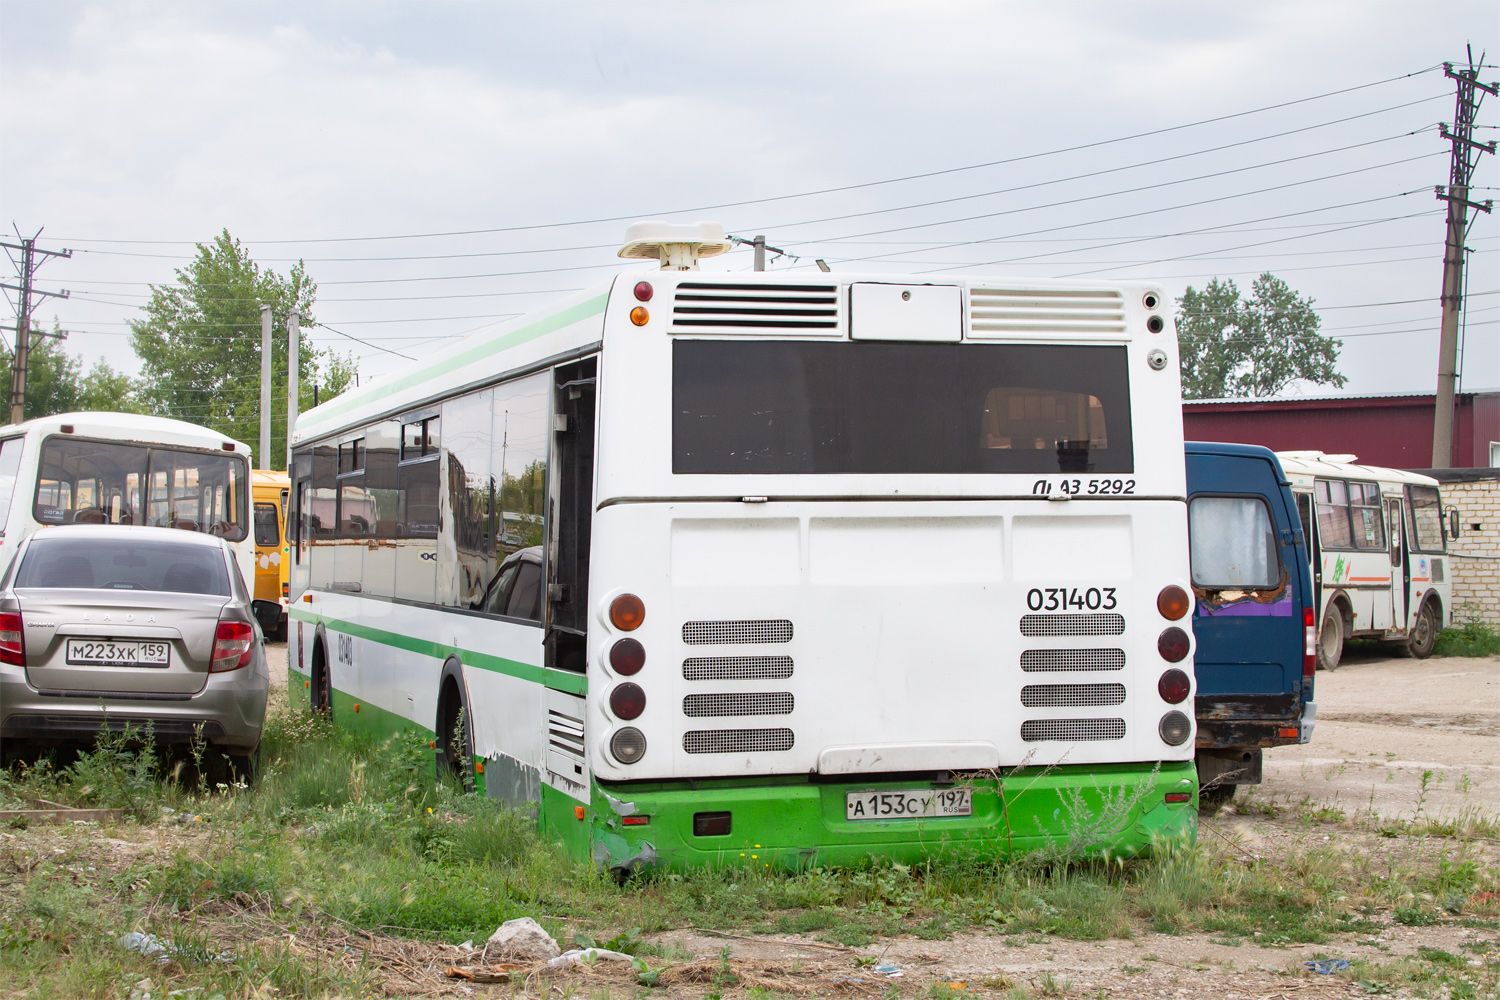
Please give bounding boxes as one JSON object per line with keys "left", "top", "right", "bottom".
{"left": 1182, "top": 391, "right": 1500, "bottom": 469}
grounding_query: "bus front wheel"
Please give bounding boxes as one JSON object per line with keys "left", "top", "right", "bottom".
{"left": 1317, "top": 606, "right": 1345, "bottom": 671}
{"left": 1407, "top": 601, "right": 1439, "bottom": 659}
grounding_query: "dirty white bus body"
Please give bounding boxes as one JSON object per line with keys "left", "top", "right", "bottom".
{"left": 0, "top": 412, "right": 255, "bottom": 589}
{"left": 1277, "top": 452, "right": 1454, "bottom": 668}
{"left": 288, "top": 225, "right": 1198, "bottom": 872}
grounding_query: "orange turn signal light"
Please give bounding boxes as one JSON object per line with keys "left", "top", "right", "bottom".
{"left": 610, "top": 593, "right": 646, "bottom": 631}
{"left": 574, "top": 805, "right": 586, "bottom": 821}
{"left": 630, "top": 306, "right": 650, "bottom": 326}
{"left": 1157, "top": 585, "right": 1191, "bottom": 620}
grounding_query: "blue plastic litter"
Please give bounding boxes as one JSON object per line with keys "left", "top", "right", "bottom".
{"left": 1305, "top": 958, "right": 1349, "bottom": 975}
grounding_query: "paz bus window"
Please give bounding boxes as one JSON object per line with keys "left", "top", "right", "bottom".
{"left": 1349, "top": 482, "right": 1385, "bottom": 550}
{"left": 1314, "top": 479, "right": 1353, "bottom": 549}
{"left": 0, "top": 437, "right": 22, "bottom": 532}
{"left": 254, "top": 503, "right": 280, "bottom": 547}
{"left": 1406, "top": 484, "right": 1447, "bottom": 553}
{"left": 673, "top": 341, "right": 1132, "bottom": 474}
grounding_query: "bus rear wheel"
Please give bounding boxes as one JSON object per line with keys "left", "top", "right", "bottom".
{"left": 437, "top": 680, "right": 475, "bottom": 793}
{"left": 1317, "top": 606, "right": 1345, "bottom": 671}
{"left": 1407, "top": 601, "right": 1438, "bottom": 659}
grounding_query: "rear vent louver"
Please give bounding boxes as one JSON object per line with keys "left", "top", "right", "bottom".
{"left": 969, "top": 287, "right": 1126, "bottom": 337}
{"left": 1020, "top": 613, "right": 1126, "bottom": 637}
{"left": 1021, "top": 648, "right": 1126, "bottom": 672}
{"left": 547, "top": 709, "right": 586, "bottom": 760}
{"left": 684, "top": 692, "right": 794, "bottom": 717}
{"left": 683, "top": 620, "right": 794, "bottom": 644}
{"left": 1021, "top": 718, "right": 1127, "bottom": 742}
{"left": 684, "top": 728, "right": 795, "bottom": 754}
{"left": 1020, "top": 683, "right": 1127, "bottom": 708}
{"left": 671, "top": 282, "right": 839, "bottom": 334}
{"left": 683, "top": 655, "right": 794, "bottom": 681}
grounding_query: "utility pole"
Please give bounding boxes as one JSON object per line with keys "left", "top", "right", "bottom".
{"left": 286, "top": 308, "right": 300, "bottom": 472}
{"left": 753, "top": 235, "right": 766, "bottom": 272}
{"left": 0, "top": 231, "right": 72, "bottom": 426}
{"left": 260, "top": 305, "right": 273, "bottom": 470}
{"left": 1430, "top": 51, "right": 1495, "bottom": 468}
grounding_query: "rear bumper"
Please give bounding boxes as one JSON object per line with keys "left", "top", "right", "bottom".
{"left": 0, "top": 656, "right": 268, "bottom": 754}
{"left": 584, "top": 761, "right": 1197, "bottom": 875}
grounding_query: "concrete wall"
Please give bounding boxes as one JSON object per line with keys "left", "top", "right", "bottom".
{"left": 1442, "top": 476, "right": 1500, "bottom": 626}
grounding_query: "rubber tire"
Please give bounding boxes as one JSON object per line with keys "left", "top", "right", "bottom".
{"left": 1317, "top": 605, "right": 1345, "bottom": 671}
{"left": 1407, "top": 601, "right": 1438, "bottom": 659}
{"left": 438, "top": 680, "right": 475, "bottom": 793}
{"left": 1199, "top": 783, "right": 1237, "bottom": 812}
{"left": 311, "top": 648, "right": 332, "bottom": 716}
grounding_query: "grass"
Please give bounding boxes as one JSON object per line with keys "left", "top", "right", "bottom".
{"left": 1433, "top": 616, "right": 1500, "bottom": 658}
{"left": 1, "top": 706, "right": 1498, "bottom": 998}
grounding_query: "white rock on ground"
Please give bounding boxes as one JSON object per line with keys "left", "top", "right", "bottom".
{"left": 485, "top": 917, "right": 561, "bottom": 962}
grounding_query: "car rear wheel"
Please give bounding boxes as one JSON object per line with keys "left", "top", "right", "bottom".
{"left": 1317, "top": 605, "right": 1344, "bottom": 671}
{"left": 1407, "top": 601, "right": 1438, "bottom": 659}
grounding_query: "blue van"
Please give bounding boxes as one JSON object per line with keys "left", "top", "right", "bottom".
{"left": 1185, "top": 442, "right": 1316, "bottom": 807}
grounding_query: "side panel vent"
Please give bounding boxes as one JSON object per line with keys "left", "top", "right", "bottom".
{"left": 683, "top": 620, "right": 794, "bottom": 644}
{"left": 1020, "top": 683, "right": 1127, "bottom": 708}
{"left": 683, "top": 692, "right": 795, "bottom": 717}
{"left": 684, "top": 655, "right": 795, "bottom": 681}
{"left": 969, "top": 287, "right": 1126, "bottom": 338}
{"left": 1020, "top": 718, "right": 1127, "bottom": 742}
{"left": 672, "top": 282, "right": 839, "bottom": 334}
{"left": 684, "top": 728, "right": 795, "bottom": 754}
{"left": 1019, "top": 613, "right": 1126, "bottom": 637}
{"left": 1020, "top": 649, "right": 1126, "bottom": 672}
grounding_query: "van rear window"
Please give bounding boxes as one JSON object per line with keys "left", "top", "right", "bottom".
{"left": 16, "top": 536, "right": 231, "bottom": 596}
{"left": 673, "top": 340, "right": 1133, "bottom": 475}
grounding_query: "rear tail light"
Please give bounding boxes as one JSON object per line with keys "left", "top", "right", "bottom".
{"left": 211, "top": 620, "right": 255, "bottom": 672}
{"left": 1164, "top": 792, "right": 1192, "bottom": 804}
{"left": 609, "top": 638, "right": 645, "bottom": 675}
{"left": 1158, "top": 711, "right": 1191, "bottom": 746}
{"left": 0, "top": 612, "right": 23, "bottom": 666}
{"left": 609, "top": 682, "right": 646, "bottom": 720}
{"left": 609, "top": 594, "right": 645, "bottom": 631}
{"left": 610, "top": 727, "right": 647, "bottom": 764}
{"left": 1157, "top": 668, "right": 1191, "bottom": 704}
{"left": 1156, "top": 585, "right": 1190, "bottom": 620}
{"left": 1157, "top": 626, "right": 1191, "bottom": 663}
{"left": 282, "top": 582, "right": 289, "bottom": 598}
{"left": 1303, "top": 606, "right": 1316, "bottom": 677}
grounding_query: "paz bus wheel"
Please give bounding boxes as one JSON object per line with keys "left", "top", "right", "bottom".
{"left": 1407, "top": 601, "right": 1438, "bottom": 659}
{"left": 1317, "top": 606, "right": 1344, "bottom": 671}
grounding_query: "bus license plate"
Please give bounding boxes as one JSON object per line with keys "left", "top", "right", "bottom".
{"left": 845, "top": 787, "right": 972, "bottom": 821}
{"left": 65, "top": 639, "right": 170, "bottom": 667}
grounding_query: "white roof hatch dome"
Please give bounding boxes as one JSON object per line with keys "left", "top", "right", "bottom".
{"left": 618, "top": 220, "right": 733, "bottom": 270}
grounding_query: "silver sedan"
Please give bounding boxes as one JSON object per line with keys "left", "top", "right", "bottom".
{"left": 0, "top": 524, "right": 269, "bottom": 778}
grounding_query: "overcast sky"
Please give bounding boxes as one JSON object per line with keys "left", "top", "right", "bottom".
{"left": 1, "top": 0, "right": 1495, "bottom": 409}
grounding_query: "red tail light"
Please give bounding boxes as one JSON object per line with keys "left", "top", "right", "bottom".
{"left": 1158, "top": 668, "right": 1191, "bottom": 704}
{"left": 609, "top": 682, "right": 646, "bottom": 720}
{"left": 1157, "top": 626, "right": 1191, "bottom": 663}
{"left": 1303, "top": 606, "right": 1316, "bottom": 677}
{"left": 211, "top": 620, "right": 255, "bottom": 672}
{"left": 0, "top": 612, "right": 23, "bottom": 666}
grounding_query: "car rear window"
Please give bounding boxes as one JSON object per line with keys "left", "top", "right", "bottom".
{"left": 15, "top": 535, "right": 232, "bottom": 596}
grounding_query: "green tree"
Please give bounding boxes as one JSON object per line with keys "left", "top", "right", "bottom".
{"left": 1175, "top": 273, "right": 1346, "bottom": 399}
{"left": 129, "top": 229, "right": 356, "bottom": 469}
{"left": 0, "top": 325, "right": 143, "bottom": 420}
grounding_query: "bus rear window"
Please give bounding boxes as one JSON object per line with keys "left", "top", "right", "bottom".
{"left": 672, "top": 341, "right": 1132, "bottom": 475}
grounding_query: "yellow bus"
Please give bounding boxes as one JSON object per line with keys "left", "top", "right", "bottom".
{"left": 251, "top": 469, "right": 290, "bottom": 641}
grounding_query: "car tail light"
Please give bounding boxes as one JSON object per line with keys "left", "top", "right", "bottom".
{"left": 610, "top": 682, "right": 646, "bottom": 720}
{"left": 611, "top": 727, "right": 646, "bottom": 764}
{"left": 0, "top": 612, "right": 23, "bottom": 666}
{"left": 1157, "top": 668, "right": 1191, "bottom": 704}
{"left": 1303, "top": 606, "right": 1316, "bottom": 677}
{"left": 211, "top": 620, "right": 255, "bottom": 672}
{"left": 1157, "top": 626, "right": 1190, "bottom": 663}
{"left": 610, "top": 637, "right": 645, "bottom": 675}
{"left": 609, "top": 594, "right": 645, "bottom": 631}
{"left": 1159, "top": 711, "right": 1191, "bottom": 746}
{"left": 1157, "top": 585, "right": 1190, "bottom": 620}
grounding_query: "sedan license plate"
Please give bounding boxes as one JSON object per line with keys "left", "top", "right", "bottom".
{"left": 65, "top": 639, "right": 170, "bottom": 667}
{"left": 845, "top": 787, "right": 972, "bottom": 821}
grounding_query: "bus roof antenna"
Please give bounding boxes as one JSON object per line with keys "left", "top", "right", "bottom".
{"left": 619, "top": 220, "right": 733, "bottom": 270}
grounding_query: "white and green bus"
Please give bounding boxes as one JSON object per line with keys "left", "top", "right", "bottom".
{"left": 287, "top": 221, "right": 1198, "bottom": 873}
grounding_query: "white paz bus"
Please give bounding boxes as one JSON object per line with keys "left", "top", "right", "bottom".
{"left": 1277, "top": 452, "right": 1455, "bottom": 669}
{"left": 0, "top": 412, "right": 255, "bottom": 588}
{"left": 287, "top": 221, "right": 1198, "bottom": 873}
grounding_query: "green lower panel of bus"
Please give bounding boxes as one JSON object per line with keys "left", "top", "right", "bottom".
{"left": 586, "top": 763, "right": 1197, "bottom": 873}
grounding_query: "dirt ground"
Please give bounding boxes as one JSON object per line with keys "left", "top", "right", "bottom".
{"left": 244, "top": 643, "right": 1500, "bottom": 997}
